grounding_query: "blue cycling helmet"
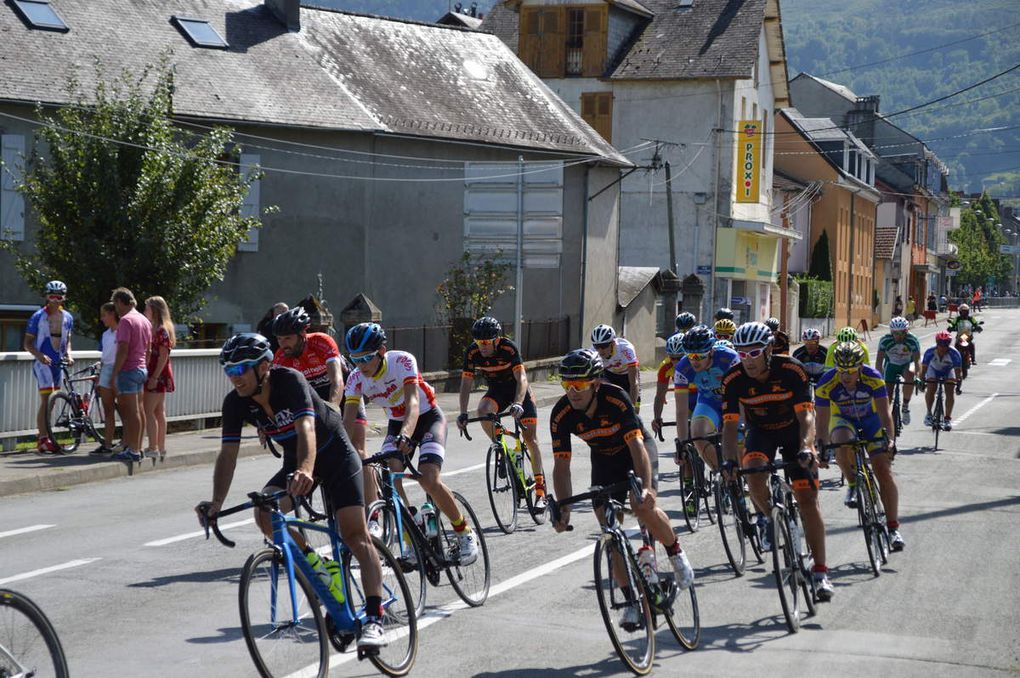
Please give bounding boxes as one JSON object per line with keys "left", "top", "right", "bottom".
{"left": 681, "top": 325, "right": 716, "bottom": 354}
{"left": 345, "top": 323, "right": 387, "bottom": 354}
{"left": 665, "top": 333, "right": 685, "bottom": 357}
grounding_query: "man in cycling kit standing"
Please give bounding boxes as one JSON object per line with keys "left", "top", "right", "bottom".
{"left": 550, "top": 348, "right": 693, "bottom": 627}
{"left": 792, "top": 328, "right": 829, "bottom": 385}
{"left": 24, "top": 281, "right": 74, "bottom": 453}
{"left": 815, "top": 342, "right": 905, "bottom": 551}
{"left": 875, "top": 316, "right": 922, "bottom": 425}
{"left": 921, "top": 331, "right": 963, "bottom": 431}
{"left": 721, "top": 322, "right": 834, "bottom": 600}
{"left": 591, "top": 324, "right": 641, "bottom": 409}
{"left": 457, "top": 316, "right": 547, "bottom": 508}
{"left": 196, "top": 334, "right": 388, "bottom": 649}
{"left": 343, "top": 323, "right": 479, "bottom": 565}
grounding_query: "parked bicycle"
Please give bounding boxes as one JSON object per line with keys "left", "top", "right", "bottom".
{"left": 44, "top": 359, "right": 102, "bottom": 454}
{"left": 548, "top": 472, "right": 699, "bottom": 675}
{"left": 462, "top": 412, "right": 546, "bottom": 534}
{"left": 200, "top": 487, "right": 418, "bottom": 678}
{"left": 0, "top": 588, "right": 69, "bottom": 678}
{"left": 363, "top": 448, "right": 491, "bottom": 617}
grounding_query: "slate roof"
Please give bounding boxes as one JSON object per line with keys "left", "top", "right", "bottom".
{"left": 0, "top": 0, "right": 628, "bottom": 162}
{"left": 437, "top": 11, "right": 484, "bottom": 29}
{"left": 874, "top": 226, "right": 900, "bottom": 260}
{"left": 618, "top": 266, "right": 660, "bottom": 308}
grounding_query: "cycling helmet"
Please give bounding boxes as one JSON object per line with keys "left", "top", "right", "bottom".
{"left": 832, "top": 341, "right": 866, "bottom": 370}
{"left": 471, "top": 316, "right": 502, "bottom": 340}
{"left": 220, "top": 333, "right": 273, "bottom": 367}
{"left": 714, "top": 307, "right": 734, "bottom": 321}
{"left": 45, "top": 280, "right": 67, "bottom": 295}
{"left": 714, "top": 339, "right": 734, "bottom": 351}
{"left": 665, "top": 332, "right": 685, "bottom": 358}
{"left": 889, "top": 316, "right": 909, "bottom": 331}
{"left": 681, "top": 325, "right": 716, "bottom": 354}
{"left": 836, "top": 326, "right": 859, "bottom": 343}
{"left": 733, "top": 322, "right": 773, "bottom": 347}
{"left": 590, "top": 324, "right": 617, "bottom": 346}
{"left": 764, "top": 317, "right": 780, "bottom": 332}
{"left": 958, "top": 303, "right": 970, "bottom": 313}
{"left": 345, "top": 323, "right": 387, "bottom": 354}
{"left": 675, "top": 312, "right": 697, "bottom": 333}
{"left": 559, "top": 348, "right": 603, "bottom": 380}
{"left": 713, "top": 319, "right": 737, "bottom": 337}
{"left": 802, "top": 328, "right": 822, "bottom": 342}
{"left": 935, "top": 330, "right": 952, "bottom": 345}
{"left": 271, "top": 307, "right": 311, "bottom": 336}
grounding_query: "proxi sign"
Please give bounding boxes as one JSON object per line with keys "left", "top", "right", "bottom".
{"left": 735, "top": 120, "right": 761, "bottom": 203}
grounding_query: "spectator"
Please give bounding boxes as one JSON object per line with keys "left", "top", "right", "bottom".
{"left": 940, "top": 294, "right": 948, "bottom": 312}
{"left": 906, "top": 297, "right": 916, "bottom": 324}
{"left": 110, "top": 288, "right": 151, "bottom": 462}
{"left": 893, "top": 295, "right": 904, "bottom": 318}
{"left": 256, "top": 302, "right": 289, "bottom": 354}
{"left": 972, "top": 286, "right": 983, "bottom": 311}
{"left": 23, "top": 281, "right": 74, "bottom": 453}
{"left": 143, "top": 296, "right": 176, "bottom": 461}
{"left": 924, "top": 293, "right": 938, "bottom": 327}
{"left": 91, "top": 302, "right": 120, "bottom": 455}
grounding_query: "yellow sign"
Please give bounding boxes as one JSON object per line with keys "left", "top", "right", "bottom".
{"left": 736, "top": 120, "right": 761, "bottom": 203}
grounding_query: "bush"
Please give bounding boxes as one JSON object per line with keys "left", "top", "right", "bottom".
{"left": 796, "top": 275, "right": 833, "bottom": 318}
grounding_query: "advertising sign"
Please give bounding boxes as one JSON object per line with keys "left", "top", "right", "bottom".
{"left": 735, "top": 120, "right": 761, "bottom": 203}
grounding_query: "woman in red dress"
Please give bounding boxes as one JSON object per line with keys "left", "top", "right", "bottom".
{"left": 143, "top": 296, "right": 176, "bottom": 460}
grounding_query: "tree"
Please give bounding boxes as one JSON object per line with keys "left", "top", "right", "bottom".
{"left": 0, "top": 60, "right": 262, "bottom": 338}
{"left": 949, "top": 192, "right": 1011, "bottom": 288}
{"left": 808, "top": 230, "right": 832, "bottom": 281}
{"left": 435, "top": 250, "right": 513, "bottom": 367}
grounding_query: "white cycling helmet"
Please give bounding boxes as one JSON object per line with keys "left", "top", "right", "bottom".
{"left": 889, "top": 316, "right": 909, "bottom": 331}
{"left": 733, "top": 322, "right": 773, "bottom": 347}
{"left": 665, "top": 332, "right": 684, "bottom": 357}
{"left": 590, "top": 324, "right": 617, "bottom": 346}
{"left": 45, "top": 280, "right": 67, "bottom": 296}
{"left": 801, "top": 328, "right": 821, "bottom": 341}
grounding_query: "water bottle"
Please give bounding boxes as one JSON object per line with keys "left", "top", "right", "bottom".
{"left": 789, "top": 519, "right": 803, "bottom": 557}
{"left": 81, "top": 392, "right": 91, "bottom": 413}
{"left": 420, "top": 502, "right": 439, "bottom": 539}
{"left": 637, "top": 545, "right": 659, "bottom": 586}
{"left": 514, "top": 448, "right": 524, "bottom": 471}
{"left": 305, "top": 550, "right": 345, "bottom": 604}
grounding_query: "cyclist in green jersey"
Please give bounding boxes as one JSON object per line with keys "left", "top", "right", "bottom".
{"left": 874, "top": 316, "right": 922, "bottom": 426}
{"left": 824, "top": 327, "right": 870, "bottom": 368}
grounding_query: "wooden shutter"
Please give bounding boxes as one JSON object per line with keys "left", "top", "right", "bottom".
{"left": 1, "top": 135, "right": 25, "bottom": 242}
{"left": 237, "top": 153, "right": 260, "bottom": 252}
{"left": 582, "top": 6, "right": 607, "bottom": 77}
{"left": 519, "top": 6, "right": 542, "bottom": 72}
{"left": 581, "top": 92, "right": 613, "bottom": 143}
{"left": 539, "top": 7, "right": 566, "bottom": 78}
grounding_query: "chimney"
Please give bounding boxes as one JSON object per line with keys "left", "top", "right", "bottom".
{"left": 265, "top": 0, "right": 300, "bottom": 31}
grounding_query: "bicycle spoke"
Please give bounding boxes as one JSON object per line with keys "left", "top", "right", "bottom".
{"left": 593, "top": 538, "right": 654, "bottom": 674}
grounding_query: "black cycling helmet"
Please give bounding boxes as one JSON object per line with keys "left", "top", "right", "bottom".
{"left": 271, "top": 307, "right": 311, "bottom": 336}
{"left": 764, "top": 317, "right": 780, "bottom": 332}
{"left": 681, "top": 324, "right": 716, "bottom": 354}
{"left": 558, "top": 348, "right": 603, "bottom": 380}
{"left": 345, "top": 322, "right": 386, "bottom": 354}
{"left": 471, "top": 316, "right": 501, "bottom": 340}
{"left": 714, "top": 307, "right": 734, "bottom": 321}
{"left": 220, "top": 333, "right": 274, "bottom": 367}
{"left": 832, "top": 341, "right": 866, "bottom": 370}
{"left": 675, "top": 312, "right": 697, "bottom": 333}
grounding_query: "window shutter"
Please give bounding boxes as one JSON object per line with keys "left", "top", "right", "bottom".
{"left": 1, "top": 135, "right": 25, "bottom": 242}
{"left": 519, "top": 7, "right": 542, "bottom": 72}
{"left": 539, "top": 8, "right": 565, "bottom": 78}
{"left": 581, "top": 6, "right": 607, "bottom": 77}
{"left": 595, "top": 92, "right": 613, "bottom": 143}
{"left": 237, "top": 153, "right": 260, "bottom": 252}
{"left": 581, "top": 92, "right": 597, "bottom": 127}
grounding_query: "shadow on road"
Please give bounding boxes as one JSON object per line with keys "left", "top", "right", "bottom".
{"left": 696, "top": 613, "right": 823, "bottom": 653}
{"left": 186, "top": 626, "right": 246, "bottom": 645}
{"left": 826, "top": 495, "right": 1020, "bottom": 538}
{"left": 472, "top": 654, "right": 647, "bottom": 677}
{"left": 128, "top": 567, "right": 240, "bottom": 588}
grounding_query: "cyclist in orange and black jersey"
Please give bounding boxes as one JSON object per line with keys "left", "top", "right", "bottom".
{"left": 651, "top": 334, "right": 698, "bottom": 439}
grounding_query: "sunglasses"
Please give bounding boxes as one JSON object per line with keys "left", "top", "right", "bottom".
{"left": 936, "top": 340, "right": 951, "bottom": 347}
{"left": 223, "top": 362, "right": 255, "bottom": 378}
{"left": 47, "top": 294, "right": 65, "bottom": 302}
{"left": 686, "top": 352, "right": 710, "bottom": 362}
{"left": 475, "top": 339, "right": 496, "bottom": 347}
{"left": 737, "top": 347, "right": 767, "bottom": 360}
{"left": 350, "top": 352, "right": 378, "bottom": 365}
{"left": 560, "top": 379, "right": 595, "bottom": 392}
{"left": 837, "top": 367, "right": 860, "bottom": 376}
{"left": 593, "top": 342, "right": 613, "bottom": 350}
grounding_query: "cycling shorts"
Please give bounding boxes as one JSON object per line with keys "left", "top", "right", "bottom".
{"left": 480, "top": 382, "right": 537, "bottom": 426}
{"left": 382, "top": 407, "right": 447, "bottom": 468}
{"left": 882, "top": 362, "right": 914, "bottom": 384}
{"left": 691, "top": 399, "right": 722, "bottom": 430}
{"left": 32, "top": 357, "right": 62, "bottom": 394}
{"left": 603, "top": 371, "right": 637, "bottom": 403}
{"left": 829, "top": 413, "right": 888, "bottom": 455}
{"left": 742, "top": 425, "right": 818, "bottom": 491}
{"left": 266, "top": 438, "right": 364, "bottom": 511}
{"left": 590, "top": 449, "right": 634, "bottom": 512}
{"left": 925, "top": 366, "right": 957, "bottom": 382}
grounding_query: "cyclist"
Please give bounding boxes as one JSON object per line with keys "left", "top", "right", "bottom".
{"left": 672, "top": 325, "right": 739, "bottom": 511}
{"left": 195, "top": 333, "right": 388, "bottom": 649}
{"left": 764, "top": 317, "right": 780, "bottom": 333}
{"left": 675, "top": 311, "right": 697, "bottom": 333}
{"left": 456, "top": 316, "right": 546, "bottom": 508}
{"left": 824, "top": 326, "right": 871, "bottom": 367}
{"left": 921, "top": 330, "right": 962, "bottom": 431}
{"left": 550, "top": 348, "right": 694, "bottom": 627}
{"left": 651, "top": 332, "right": 696, "bottom": 440}
{"left": 272, "top": 308, "right": 368, "bottom": 459}
{"left": 715, "top": 307, "right": 735, "bottom": 322}
{"left": 591, "top": 324, "right": 641, "bottom": 409}
{"left": 814, "top": 342, "right": 905, "bottom": 550}
{"left": 24, "top": 281, "right": 75, "bottom": 453}
{"left": 720, "top": 322, "right": 834, "bottom": 601}
{"left": 875, "top": 316, "right": 922, "bottom": 425}
{"left": 947, "top": 303, "right": 981, "bottom": 367}
{"left": 343, "top": 323, "right": 479, "bottom": 565}
{"left": 713, "top": 318, "right": 736, "bottom": 343}
{"left": 792, "top": 328, "right": 829, "bottom": 384}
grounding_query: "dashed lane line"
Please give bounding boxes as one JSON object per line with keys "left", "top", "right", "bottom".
{"left": 0, "top": 558, "right": 101, "bottom": 586}
{"left": 953, "top": 393, "right": 999, "bottom": 426}
{"left": 0, "top": 524, "right": 54, "bottom": 540}
{"left": 145, "top": 518, "right": 255, "bottom": 547}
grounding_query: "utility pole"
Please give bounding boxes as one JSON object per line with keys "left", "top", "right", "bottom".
{"left": 515, "top": 155, "right": 524, "bottom": 346}
{"left": 641, "top": 138, "right": 684, "bottom": 323}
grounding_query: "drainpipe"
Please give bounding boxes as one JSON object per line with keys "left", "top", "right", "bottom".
{"left": 709, "top": 78, "right": 724, "bottom": 320}
{"left": 579, "top": 164, "right": 590, "bottom": 346}
{"left": 847, "top": 191, "right": 856, "bottom": 328}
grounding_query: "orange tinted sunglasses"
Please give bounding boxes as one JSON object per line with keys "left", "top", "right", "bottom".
{"left": 560, "top": 379, "right": 595, "bottom": 392}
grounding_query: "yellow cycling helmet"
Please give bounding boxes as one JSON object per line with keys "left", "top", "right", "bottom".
{"left": 714, "top": 319, "right": 737, "bottom": 336}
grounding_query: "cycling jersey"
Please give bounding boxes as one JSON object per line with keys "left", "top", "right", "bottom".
{"left": 877, "top": 333, "right": 920, "bottom": 367}
{"left": 772, "top": 331, "right": 790, "bottom": 355}
{"left": 462, "top": 337, "right": 524, "bottom": 386}
{"left": 600, "top": 337, "right": 638, "bottom": 374}
{"left": 814, "top": 365, "right": 888, "bottom": 420}
{"left": 949, "top": 316, "right": 980, "bottom": 335}
{"left": 273, "top": 332, "right": 342, "bottom": 401}
{"left": 721, "top": 355, "right": 812, "bottom": 432}
{"left": 791, "top": 345, "right": 829, "bottom": 379}
{"left": 550, "top": 383, "right": 643, "bottom": 462}
{"left": 824, "top": 340, "right": 870, "bottom": 368}
{"left": 922, "top": 346, "right": 962, "bottom": 379}
{"left": 344, "top": 350, "right": 437, "bottom": 421}
{"left": 673, "top": 346, "right": 740, "bottom": 406}
{"left": 658, "top": 357, "right": 697, "bottom": 412}
{"left": 26, "top": 306, "right": 74, "bottom": 392}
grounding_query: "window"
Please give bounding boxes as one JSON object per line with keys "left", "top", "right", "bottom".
{"left": 237, "top": 153, "right": 261, "bottom": 252}
{"left": 1, "top": 135, "right": 26, "bottom": 242}
{"left": 171, "top": 16, "right": 228, "bottom": 49}
{"left": 10, "top": 0, "right": 68, "bottom": 32}
{"left": 581, "top": 92, "right": 613, "bottom": 143}
{"left": 1, "top": 317, "right": 28, "bottom": 352}
{"left": 566, "top": 9, "right": 584, "bottom": 76}
{"left": 519, "top": 6, "right": 606, "bottom": 78}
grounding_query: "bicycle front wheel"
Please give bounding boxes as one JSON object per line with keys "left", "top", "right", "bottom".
{"left": 366, "top": 500, "right": 427, "bottom": 618}
{"left": 593, "top": 537, "right": 654, "bottom": 675}
{"left": 45, "top": 392, "right": 82, "bottom": 454}
{"left": 522, "top": 447, "right": 547, "bottom": 525}
{"left": 439, "top": 492, "right": 491, "bottom": 606}
{"left": 770, "top": 507, "right": 801, "bottom": 633}
{"left": 485, "top": 443, "right": 518, "bottom": 534}
{"left": 652, "top": 540, "right": 700, "bottom": 650}
{"left": 715, "top": 480, "right": 746, "bottom": 576}
{"left": 239, "top": 548, "right": 328, "bottom": 678}
{"left": 0, "top": 589, "right": 69, "bottom": 678}
{"left": 679, "top": 450, "right": 701, "bottom": 533}
{"left": 856, "top": 476, "right": 882, "bottom": 577}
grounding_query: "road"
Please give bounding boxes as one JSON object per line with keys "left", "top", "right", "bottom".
{"left": 2, "top": 311, "right": 1019, "bottom": 677}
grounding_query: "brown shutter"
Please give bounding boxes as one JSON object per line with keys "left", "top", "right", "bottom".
{"left": 581, "top": 92, "right": 597, "bottom": 126}
{"left": 582, "top": 6, "right": 607, "bottom": 77}
{"left": 519, "top": 7, "right": 542, "bottom": 72}
{"left": 539, "top": 7, "right": 566, "bottom": 78}
{"left": 581, "top": 92, "right": 613, "bottom": 143}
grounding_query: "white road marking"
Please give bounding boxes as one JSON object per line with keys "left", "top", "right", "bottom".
{"left": 953, "top": 393, "right": 998, "bottom": 426}
{"left": 144, "top": 518, "right": 255, "bottom": 547}
{"left": 0, "top": 558, "right": 101, "bottom": 586}
{"left": 987, "top": 358, "right": 1011, "bottom": 367}
{"left": 0, "top": 524, "right": 54, "bottom": 540}
{"left": 443, "top": 462, "right": 486, "bottom": 477}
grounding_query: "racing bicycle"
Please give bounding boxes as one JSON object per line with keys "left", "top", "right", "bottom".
{"left": 0, "top": 588, "right": 69, "bottom": 678}
{"left": 45, "top": 359, "right": 102, "bottom": 454}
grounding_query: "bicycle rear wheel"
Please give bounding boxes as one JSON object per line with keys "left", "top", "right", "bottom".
{"left": 679, "top": 450, "right": 701, "bottom": 533}
{"left": 593, "top": 537, "right": 655, "bottom": 675}
{"left": 715, "top": 480, "right": 746, "bottom": 575}
{"left": 0, "top": 588, "right": 69, "bottom": 678}
{"left": 439, "top": 492, "right": 491, "bottom": 606}
{"left": 770, "top": 507, "right": 801, "bottom": 633}
{"left": 652, "top": 540, "right": 700, "bottom": 650}
{"left": 342, "top": 536, "right": 418, "bottom": 677}
{"left": 933, "top": 390, "right": 943, "bottom": 450}
{"left": 365, "top": 500, "right": 427, "bottom": 618}
{"left": 239, "top": 548, "right": 328, "bottom": 678}
{"left": 485, "top": 442, "right": 518, "bottom": 534}
{"left": 45, "top": 392, "right": 83, "bottom": 454}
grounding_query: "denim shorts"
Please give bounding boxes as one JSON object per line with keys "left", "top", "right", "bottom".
{"left": 116, "top": 367, "right": 148, "bottom": 394}
{"left": 99, "top": 364, "right": 115, "bottom": 390}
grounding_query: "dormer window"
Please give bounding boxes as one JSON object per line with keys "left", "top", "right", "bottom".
{"left": 11, "top": 0, "right": 68, "bottom": 32}
{"left": 520, "top": 5, "right": 607, "bottom": 78}
{"left": 171, "top": 16, "right": 229, "bottom": 49}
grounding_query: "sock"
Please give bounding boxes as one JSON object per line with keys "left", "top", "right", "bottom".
{"left": 887, "top": 520, "right": 899, "bottom": 530}
{"left": 534, "top": 473, "right": 546, "bottom": 495}
{"left": 451, "top": 517, "right": 467, "bottom": 533}
{"left": 812, "top": 564, "right": 828, "bottom": 574}
{"left": 366, "top": 595, "right": 383, "bottom": 619}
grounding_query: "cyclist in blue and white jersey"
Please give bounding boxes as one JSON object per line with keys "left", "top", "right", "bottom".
{"left": 921, "top": 331, "right": 963, "bottom": 431}
{"left": 23, "top": 281, "right": 75, "bottom": 453}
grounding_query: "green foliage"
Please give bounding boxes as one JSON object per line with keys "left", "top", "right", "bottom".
{"left": 0, "top": 59, "right": 262, "bottom": 338}
{"left": 795, "top": 275, "right": 834, "bottom": 318}
{"left": 435, "top": 250, "right": 513, "bottom": 366}
{"left": 948, "top": 193, "right": 1012, "bottom": 287}
{"left": 808, "top": 231, "right": 832, "bottom": 281}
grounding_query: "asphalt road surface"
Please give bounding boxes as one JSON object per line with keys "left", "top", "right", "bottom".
{"left": 2, "top": 311, "right": 1019, "bottom": 677}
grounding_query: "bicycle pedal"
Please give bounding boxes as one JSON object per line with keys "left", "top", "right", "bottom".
{"left": 357, "top": 646, "right": 380, "bottom": 660}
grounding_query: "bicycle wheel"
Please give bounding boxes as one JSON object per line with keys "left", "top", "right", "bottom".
{"left": 593, "top": 536, "right": 655, "bottom": 674}
{"left": 715, "top": 480, "right": 746, "bottom": 575}
{"left": 521, "top": 447, "right": 547, "bottom": 525}
{"left": 652, "top": 540, "right": 700, "bottom": 650}
{"left": 789, "top": 512, "right": 817, "bottom": 618}
{"left": 45, "top": 392, "right": 82, "bottom": 454}
{"left": 438, "top": 492, "right": 490, "bottom": 606}
{"left": 365, "top": 500, "right": 427, "bottom": 618}
{"left": 341, "top": 536, "right": 418, "bottom": 677}
{"left": 732, "top": 481, "right": 765, "bottom": 564}
{"left": 868, "top": 471, "right": 891, "bottom": 565}
{"left": 933, "top": 389, "right": 943, "bottom": 450}
{"left": 770, "top": 506, "right": 801, "bottom": 633}
{"left": 679, "top": 450, "right": 701, "bottom": 533}
{"left": 0, "top": 589, "right": 69, "bottom": 678}
{"left": 892, "top": 391, "right": 902, "bottom": 438}
{"left": 239, "top": 548, "right": 328, "bottom": 678}
{"left": 485, "top": 442, "right": 518, "bottom": 534}
{"left": 856, "top": 475, "right": 882, "bottom": 577}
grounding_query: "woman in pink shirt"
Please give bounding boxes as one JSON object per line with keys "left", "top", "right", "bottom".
{"left": 143, "top": 296, "right": 176, "bottom": 460}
